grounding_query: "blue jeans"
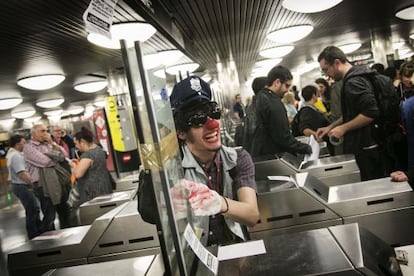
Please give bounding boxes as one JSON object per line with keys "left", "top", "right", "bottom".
{"left": 11, "top": 184, "right": 42, "bottom": 239}
{"left": 33, "top": 186, "right": 56, "bottom": 232}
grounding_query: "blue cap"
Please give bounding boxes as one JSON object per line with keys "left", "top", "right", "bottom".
{"left": 170, "top": 76, "right": 211, "bottom": 114}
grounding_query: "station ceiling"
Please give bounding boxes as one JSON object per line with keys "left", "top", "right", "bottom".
{"left": 0, "top": 0, "right": 413, "bottom": 124}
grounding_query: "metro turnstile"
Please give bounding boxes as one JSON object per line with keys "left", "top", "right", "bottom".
{"left": 254, "top": 152, "right": 360, "bottom": 186}
{"left": 8, "top": 201, "right": 160, "bottom": 276}
{"left": 196, "top": 223, "right": 401, "bottom": 276}
{"left": 114, "top": 173, "right": 139, "bottom": 192}
{"left": 301, "top": 176, "right": 414, "bottom": 246}
{"left": 79, "top": 189, "right": 137, "bottom": 225}
{"left": 43, "top": 254, "right": 164, "bottom": 276}
{"left": 248, "top": 174, "right": 342, "bottom": 239}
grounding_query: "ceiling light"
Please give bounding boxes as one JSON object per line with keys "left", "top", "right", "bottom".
{"left": 74, "top": 80, "right": 108, "bottom": 93}
{"left": 260, "top": 46, "right": 295, "bottom": 58}
{"left": 267, "top": 25, "right": 313, "bottom": 43}
{"left": 158, "top": 50, "right": 184, "bottom": 65}
{"left": 392, "top": 41, "right": 405, "bottom": 50}
{"left": 67, "top": 105, "right": 85, "bottom": 115}
{"left": 94, "top": 100, "right": 106, "bottom": 108}
{"left": 47, "top": 115, "right": 61, "bottom": 123}
{"left": 282, "top": 0, "right": 343, "bottom": 13}
{"left": 165, "top": 63, "right": 200, "bottom": 75}
{"left": 87, "top": 22, "right": 157, "bottom": 49}
{"left": 143, "top": 53, "right": 163, "bottom": 69}
{"left": 24, "top": 116, "right": 42, "bottom": 123}
{"left": 338, "top": 42, "right": 362, "bottom": 54}
{"left": 0, "top": 97, "right": 23, "bottom": 110}
{"left": 36, "top": 98, "right": 65, "bottom": 108}
{"left": 11, "top": 107, "right": 36, "bottom": 119}
{"left": 0, "top": 118, "right": 16, "bottom": 126}
{"left": 410, "top": 33, "right": 414, "bottom": 40}
{"left": 395, "top": 6, "right": 414, "bottom": 20}
{"left": 153, "top": 69, "right": 166, "bottom": 79}
{"left": 255, "top": 58, "right": 283, "bottom": 68}
{"left": 44, "top": 109, "right": 63, "bottom": 117}
{"left": 17, "top": 74, "right": 65, "bottom": 90}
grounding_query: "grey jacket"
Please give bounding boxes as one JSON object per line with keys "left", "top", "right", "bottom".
{"left": 181, "top": 144, "right": 245, "bottom": 245}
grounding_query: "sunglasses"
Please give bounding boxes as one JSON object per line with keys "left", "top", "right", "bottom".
{"left": 187, "top": 106, "right": 221, "bottom": 128}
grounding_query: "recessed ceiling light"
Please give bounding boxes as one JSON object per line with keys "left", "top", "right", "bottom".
{"left": 94, "top": 100, "right": 106, "bottom": 108}
{"left": 267, "top": 25, "right": 313, "bottom": 43}
{"left": 17, "top": 74, "right": 65, "bottom": 90}
{"left": 36, "top": 98, "right": 65, "bottom": 108}
{"left": 395, "top": 6, "right": 414, "bottom": 20}
{"left": 153, "top": 69, "right": 166, "bottom": 79}
{"left": 24, "top": 116, "right": 42, "bottom": 123}
{"left": 282, "top": 0, "right": 343, "bottom": 13}
{"left": 165, "top": 63, "right": 199, "bottom": 75}
{"left": 392, "top": 41, "right": 405, "bottom": 50}
{"left": 44, "top": 109, "right": 63, "bottom": 117}
{"left": 74, "top": 80, "right": 108, "bottom": 93}
{"left": 11, "top": 107, "right": 36, "bottom": 119}
{"left": 67, "top": 105, "right": 85, "bottom": 115}
{"left": 338, "top": 42, "right": 362, "bottom": 54}
{"left": 255, "top": 58, "right": 283, "bottom": 68}
{"left": 0, "top": 97, "right": 23, "bottom": 110}
{"left": 260, "top": 46, "right": 295, "bottom": 58}
{"left": 0, "top": 118, "right": 16, "bottom": 126}
{"left": 143, "top": 53, "right": 163, "bottom": 69}
{"left": 158, "top": 50, "right": 184, "bottom": 65}
{"left": 87, "top": 22, "right": 157, "bottom": 49}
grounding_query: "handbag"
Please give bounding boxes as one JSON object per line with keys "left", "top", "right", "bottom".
{"left": 67, "top": 182, "right": 80, "bottom": 208}
{"left": 137, "top": 169, "right": 160, "bottom": 225}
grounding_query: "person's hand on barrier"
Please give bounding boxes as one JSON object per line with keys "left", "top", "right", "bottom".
{"left": 184, "top": 179, "right": 222, "bottom": 216}
{"left": 390, "top": 171, "right": 408, "bottom": 182}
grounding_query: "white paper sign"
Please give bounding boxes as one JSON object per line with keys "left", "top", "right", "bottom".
{"left": 304, "top": 134, "right": 320, "bottom": 163}
{"left": 184, "top": 223, "right": 219, "bottom": 275}
{"left": 217, "top": 240, "right": 266, "bottom": 261}
{"left": 83, "top": 0, "right": 118, "bottom": 38}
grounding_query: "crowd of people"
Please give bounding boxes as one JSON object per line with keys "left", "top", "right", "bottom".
{"left": 235, "top": 46, "right": 413, "bottom": 184}
{"left": 6, "top": 124, "right": 114, "bottom": 239}
{"left": 4, "top": 45, "right": 414, "bottom": 250}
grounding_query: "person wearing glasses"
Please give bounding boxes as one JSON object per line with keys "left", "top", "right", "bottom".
{"left": 23, "top": 124, "right": 70, "bottom": 232}
{"left": 250, "top": 65, "right": 312, "bottom": 158}
{"left": 316, "top": 46, "right": 386, "bottom": 181}
{"left": 169, "top": 76, "right": 259, "bottom": 246}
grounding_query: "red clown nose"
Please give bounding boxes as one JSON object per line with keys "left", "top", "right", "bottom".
{"left": 205, "top": 117, "right": 219, "bottom": 130}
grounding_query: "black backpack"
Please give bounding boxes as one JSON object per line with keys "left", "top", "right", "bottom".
{"left": 290, "top": 106, "right": 312, "bottom": 137}
{"left": 356, "top": 72, "right": 402, "bottom": 143}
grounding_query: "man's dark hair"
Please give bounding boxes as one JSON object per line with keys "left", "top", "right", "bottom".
{"left": 302, "top": 85, "right": 317, "bottom": 101}
{"left": 74, "top": 127, "right": 94, "bottom": 143}
{"left": 9, "top": 134, "right": 23, "bottom": 147}
{"left": 318, "top": 46, "right": 348, "bottom": 65}
{"left": 266, "top": 65, "right": 293, "bottom": 87}
{"left": 371, "top": 63, "right": 385, "bottom": 75}
{"left": 251, "top": 77, "right": 267, "bottom": 94}
{"left": 384, "top": 67, "right": 397, "bottom": 80}
{"left": 235, "top": 93, "right": 241, "bottom": 99}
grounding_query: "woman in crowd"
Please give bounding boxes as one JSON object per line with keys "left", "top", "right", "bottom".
{"left": 71, "top": 127, "right": 113, "bottom": 204}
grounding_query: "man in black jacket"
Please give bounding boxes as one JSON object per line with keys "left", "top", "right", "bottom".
{"left": 316, "top": 46, "right": 385, "bottom": 181}
{"left": 251, "top": 65, "right": 312, "bottom": 158}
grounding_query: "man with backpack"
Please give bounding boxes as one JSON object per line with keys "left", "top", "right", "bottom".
{"left": 316, "top": 46, "right": 388, "bottom": 181}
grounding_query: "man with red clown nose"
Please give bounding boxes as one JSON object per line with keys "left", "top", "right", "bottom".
{"left": 170, "top": 76, "right": 259, "bottom": 247}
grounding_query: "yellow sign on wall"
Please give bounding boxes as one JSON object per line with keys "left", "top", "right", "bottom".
{"left": 105, "top": 96, "right": 125, "bottom": 151}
